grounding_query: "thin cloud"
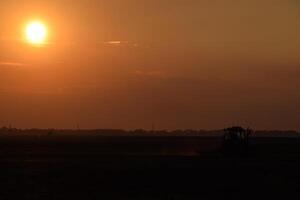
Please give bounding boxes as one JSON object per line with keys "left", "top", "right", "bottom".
{"left": 104, "top": 41, "right": 129, "bottom": 45}
{"left": 103, "top": 41, "right": 141, "bottom": 47}
{"left": 0, "top": 62, "right": 28, "bottom": 67}
{"left": 106, "top": 41, "right": 122, "bottom": 45}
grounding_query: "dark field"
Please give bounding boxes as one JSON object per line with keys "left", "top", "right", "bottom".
{"left": 0, "top": 133, "right": 300, "bottom": 200}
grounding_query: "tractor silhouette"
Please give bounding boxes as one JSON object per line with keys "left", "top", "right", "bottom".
{"left": 222, "top": 126, "right": 253, "bottom": 156}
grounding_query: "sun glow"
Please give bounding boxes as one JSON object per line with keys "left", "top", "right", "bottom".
{"left": 25, "top": 21, "right": 47, "bottom": 45}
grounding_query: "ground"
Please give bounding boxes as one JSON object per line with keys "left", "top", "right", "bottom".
{"left": 0, "top": 135, "right": 299, "bottom": 199}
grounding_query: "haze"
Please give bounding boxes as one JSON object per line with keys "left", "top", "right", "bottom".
{"left": 0, "top": 0, "right": 300, "bottom": 130}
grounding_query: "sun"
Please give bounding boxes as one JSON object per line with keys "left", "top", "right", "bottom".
{"left": 25, "top": 21, "right": 47, "bottom": 45}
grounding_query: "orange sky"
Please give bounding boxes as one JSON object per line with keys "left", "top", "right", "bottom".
{"left": 0, "top": 0, "right": 300, "bottom": 130}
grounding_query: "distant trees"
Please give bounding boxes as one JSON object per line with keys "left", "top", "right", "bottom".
{"left": 0, "top": 126, "right": 11, "bottom": 133}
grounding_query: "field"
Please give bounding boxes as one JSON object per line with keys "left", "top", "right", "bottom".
{"left": 0, "top": 132, "right": 299, "bottom": 199}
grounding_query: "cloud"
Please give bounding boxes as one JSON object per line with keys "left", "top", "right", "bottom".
{"left": 0, "top": 62, "right": 28, "bottom": 67}
{"left": 103, "top": 41, "right": 140, "bottom": 47}
{"left": 106, "top": 41, "right": 123, "bottom": 45}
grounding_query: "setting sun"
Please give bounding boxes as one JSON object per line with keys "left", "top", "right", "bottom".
{"left": 25, "top": 21, "right": 47, "bottom": 45}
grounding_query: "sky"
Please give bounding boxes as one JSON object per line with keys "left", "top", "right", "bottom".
{"left": 0, "top": 0, "right": 300, "bottom": 130}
